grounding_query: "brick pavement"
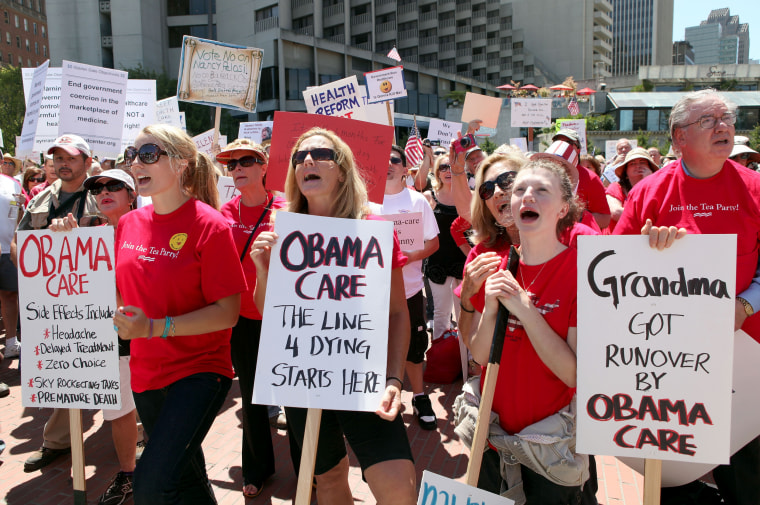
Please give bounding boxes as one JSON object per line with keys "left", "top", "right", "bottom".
{"left": 0, "top": 349, "right": 644, "bottom": 505}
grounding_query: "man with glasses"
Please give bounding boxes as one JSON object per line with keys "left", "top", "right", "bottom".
{"left": 615, "top": 89, "right": 760, "bottom": 505}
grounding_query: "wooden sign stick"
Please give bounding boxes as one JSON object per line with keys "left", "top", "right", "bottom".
{"left": 386, "top": 102, "right": 395, "bottom": 144}
{"left": 294, "top": 408, "right": 323, "bottom": 505}
{"left": 643, "top": 459, "right": 662, "bottom": 505}
{"left": 70, "top": 408, "right": 86, "bottom": 505}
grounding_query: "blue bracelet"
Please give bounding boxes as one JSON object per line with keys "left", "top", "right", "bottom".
{"left": 161, "top": 316, "right": 171, "bottom": 339}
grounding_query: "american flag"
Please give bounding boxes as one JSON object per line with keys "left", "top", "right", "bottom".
{"left": 567, "top": 98, "right": 580, "bottom": 116}
{"left": 405, "top": 123, "right": 424, "bottom": 167}
{"left": 386, "top": 47, "right": 402, "bottom": 62}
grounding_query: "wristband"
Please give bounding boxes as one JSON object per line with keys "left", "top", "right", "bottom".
{"left": 452, "top": 170, "right": 466, "bottom": 176}
{"left": 169, "top": 317, "right": 176, "bottom": 337}
{"left": 460, "top": 302, "right": 475, "bottom": 314}
{"left": 161, "top": 316, "right": 171, "bottom": 339}
{"left": 386, "top": 376, "right": 403, "bottom": 388}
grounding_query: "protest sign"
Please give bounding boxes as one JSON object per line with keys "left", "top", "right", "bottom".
{"left": 17, "top": 227, "right": 120, "bottom": 410}
{"left": 121, "top": 80, "right": 157, "bottom": 151}
{"left": 557, "top": 118, "right": 588, "bottom": 155}
{"left": 462, "top": 93, "right": 503, "bottom": 129}
{"left": 238, "top": 121, "right": 273, "bottom": 143}
{"left": 427, "top": 119, "right": 460, "bottom": 148}
{"left": 192, "top": 128, "right": 227, "bottom": 156}
{"left": 380, "top": 212, "right": 424, "bottom": 251}
{"left": 17, "top": 60, "right": 49, "bottom": 158}
{"left": 364, "top": 66, "right": 407, "bottom": 103}
{"left": 605, "top": 139, "right": 638, "bottom": 161}
{"left": 22, "top": 66, "right": 62, "bottom": 155}
{"left": 360, "top": 87, "right": 394, "bottom": 126}
{"left": 510, "top": 98, "right": 552, "bottom": 128}
{"left": 217, "top": 175, "right": 240, "bottom": 205}
{"left": 510, "top": 137, "right": 528, "bottom": 152}
{"left": 577, "top": 235, "right": 735, "bottom": 464}
{"left": 418, "top": 471, "right": 515, "bottom": 505}
{"left": 267, "top": 111, "right": 394, "bottom": 204}
{"left": 156, "top": 96, "right": 182, "bottom": 128}
{"left": 177, "top": 36, "right": 263, "bottom": 113}
{"left": 303, "top": 76, "right": 366, "bottom": 121}
{"left": 179, "top": 112, "right": 187, "bottom": 132}
{"left": 252, "top": 212, "right": 393, "bottom": 411}
{"left": 58, "top": 61, "right": 128, "bottom": 159}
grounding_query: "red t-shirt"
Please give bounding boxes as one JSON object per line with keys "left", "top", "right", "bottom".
{"left": 115, "top": 198, "right": 248, "bottom": 392}
{"left": 604, "top": 182, "right": 626, "bottom": 234}
{"left": 220, "top": 193, "right": 287, "bottom": 320}
{"left": 615, "top": 160, "right": 760, "bottom": 342}
{"left": 480, "top": 247, "right": 577, "bottom": 434}
{"left": 577, "top": 166, "right": 610, "bottom": 219}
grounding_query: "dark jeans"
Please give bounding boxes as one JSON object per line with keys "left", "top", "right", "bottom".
{"left": 133, "top": 372, "right": 231, "bottom": 505}
{"left": 230, "top": 317, "right": 275, "bottom": 487}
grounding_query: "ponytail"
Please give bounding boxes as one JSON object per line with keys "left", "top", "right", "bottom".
{"left": 184, "top": 152, "right": 220, "bottom": 210}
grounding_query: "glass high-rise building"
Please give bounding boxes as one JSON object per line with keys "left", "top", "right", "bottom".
{"left": 610, "top": 0, "right": 673, "bottom": 75}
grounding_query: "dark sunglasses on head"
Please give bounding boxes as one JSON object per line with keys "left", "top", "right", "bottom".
{"left": 124, "top": 144, "right": 168, "bottom": 165}
{"left": 438, "top": 164, "right": 452, "bottom": 172}
{"left": 30, "top": 175, "right": 46, "bottom": 182}
{"left": 390, "top": 156, "right": 403, "bottom": 165}
{"left": 292, "top": 148, "right": 336, "bottom": 166}
{"left": 90, "top": 181, "right": 127, "bottom": 195}
{"left": 227, "top": 156, "right": 264, "bottom": 171}
{"left": 479, "top": 171, "right": 517, "bottom": 200}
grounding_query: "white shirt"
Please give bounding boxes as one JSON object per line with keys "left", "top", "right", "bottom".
{"left": 0, "top": 174, "right": 23, "bottom": 253}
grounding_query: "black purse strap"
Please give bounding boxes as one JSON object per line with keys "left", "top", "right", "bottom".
{"left": 47, "top": 191, "right": 87, "bottom": 227}
{"left": 240, "top": 194, "right": 274, "bottom": 263}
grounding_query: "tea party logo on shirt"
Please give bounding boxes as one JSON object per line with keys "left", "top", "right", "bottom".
{"left": 169, "top": 233, "right": 188, "bottom": 251}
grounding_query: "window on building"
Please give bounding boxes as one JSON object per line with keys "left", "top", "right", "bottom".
{"left": 167, "top": 0, "right": 216, "bottom": 16}
{"left": 258, "top": 66, "right": 278, "bottom": 101}
{"left": 34, "top": 41, "right": 38, "bottom": 54}
{"left": 168, "top": 25, "right": 217, "bottom": 48}
{"left": 6, "top": 33, "right": 10, "bottom": 44}
{"left": 23, "top": 18, "right": 27, "bottom": 31}
{"left": 43, "top": 45, "right": 46, "bottom": 57}
{"left": 3, "top": 11, "right": 8, "bottom": 24}
{"left": 293, "top": 15, "right": 313, "bottom": 30}
{"left": 0, "top": 53, "right": 3, "bottom": 63}
{"left": 33, "top": 22, "right": 36, "bottom": 35}
{"left": 17, "top": 55, "right": 22, "bottom": 65}
{"left": 14, "top": 15, "right": 19, "bottom": 28}
{"left": 255, "top": 5, "right": 278, "bottom": 21}
{"left": 285, "top": 68, "right": 312, "bottom": 100}
{"left": 16, "top": 36, "right": 20, "bottom": 48}
{"left": 41, "top": 26, "right": 45, "bottom": 38}
{"left": 25, "top": 38, "right": 29, "bottom": 51}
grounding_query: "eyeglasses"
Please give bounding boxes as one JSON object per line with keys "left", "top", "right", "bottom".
{"left": 736, "top": 153, "right": 751, "bottom": 160}
{"left": 433, "top": 150, "right": 447, "bottom": 156}
{"left": 90, "top": 181, "right": 127, "bottom": 195}
{"left": 479, "top": 171, "right": 517, "bottom": 200}
{"left": 438, "top": 164, "right": 452, "bottom": 172}
{"left": 682, "top": 112, "right": 737, "bottom": 130}
{"left": 390, "top": 156, "right": 403, "bottom": 165}
{"left": 124, "top": 144, "right": 169, "bottom": 165}
{"left": 292, "top": 148, "right": 336, "bottom": 166}
{"left": 227, "top": 156, "right": 265, "bottom": 171}
{"left": 29, "top": 175, "right": 45, "bottom": 182}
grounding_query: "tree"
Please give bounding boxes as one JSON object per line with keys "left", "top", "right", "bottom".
{"left": 0, "top": 65, "right": 25, "bottom": 156}
{"left": 561, "top": 76, "right": 578, "bottom": 95}
{"left": 750, "top": 124, "right": 760, "bottom": 151}
{"left": 479, "top": 137, "right": 497, "bottom": 154}
{"left": 586, "top": 115, "right": 616, "bottom": 131}
{"left": 631, "top": 79, "right": 654, "bottom": 92}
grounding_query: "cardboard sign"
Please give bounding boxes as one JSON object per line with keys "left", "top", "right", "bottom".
{"left": 121, "top": 80, "right": 157, "bottom": 151}
{"left": 156, "top": 96, "right": 182, "bottom": 128}
{"left": 22, "top": 66, "right": 62, "bottom": 154}
{"left": 238, "top": 121, "right": 273, "bottom": 143}
{"left": 462, "top": 93, "right": 502, "bottom": 129}
{"left": 17, "top": 60, "right": 49, "bottom": 158}
{"left": 510, "top": 137, "right": 528, "bottom": 152}
{"left": 380, "top": 212, "right": 424, "bottom": 251}
{"left": 177, "top": 36, "right": 263, "bottom": 112}
{"left": 510, "top": 98, "right": 552, "bottom": 128}
{"left": 17, "top": 227, "right": 121, "bottom": 410}
{"left": 360, "top": 87, "right": 394, "bottom": 126}
{"left": 303, "top": 76, "right": 366, "bottom": 121}
{"left": 192, "top": 128, "right": 226, "bottom": 156}
{"left": 556, "top": 118, "right": 588, "bottom": 155}
{"left": 364, "top": 66, "right": 407, "bottom": 103}
{"left": 267, "top": 111, "right": 394, "bottom": 205}
{"left": 418, "top": 471, "right": 515, "bottom": 505}
{"left": 427, "top": 119, "right": 460, "bottom": 148}
{"left": 605, "top": 139, "right": 638, "bottom": 162}
{"left": 252, "top": 212, "right": 393, "bottom": 411}
{"left": 577, "top": 235, "right": 736, "bottom": 464}
{"left": 217, "top": 174, "right": 240, "bottom": 205}
{"left": 58, "top": 60, "right": 129, "bottom": 159}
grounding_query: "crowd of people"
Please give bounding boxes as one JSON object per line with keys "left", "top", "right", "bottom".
{"left": 0, "top": 88, "right": 759, "bottom": 505}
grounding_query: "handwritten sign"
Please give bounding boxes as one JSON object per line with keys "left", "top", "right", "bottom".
{"left": 427, "top": 119, "right": 460, "bottom": 148}
{"left": 238, "top": 121, "right": 273, "bottom": 143}
{"left": 605, "top": 139, "right": 638, "bottom": 162}
{"left": 462, "top": 92, "right": 503, "bottom": 128}
{"left": 510, "top": 98, "right": 552, "bottom": 128}
{"left": 556, "top": 118, "right": 588, "bottom": 155}
{"left": 303, "top": 76, "right": 366, "bottom": 121}
{"left": 121, "top": 80, "right": 157, "bottom": 151}
{"left": 418, "top": 471, "right": 514, "bottom": 505}
{"left": 192, "top": 128, "right": 226, "bottom": 156}
{"left": 364, "top": 66, "right": 407, "bottom": 103}
{"left": 22, "top": 66, "right": 62, "bottom": 155}
{"left": 58, "top": 60, "right": 128, "bottom": 158}
{"left": 177, "top": 36, "right": 263, "bottom": 112}
{"left": 18, "top": 227, "right": 120, "bottom": 410}
{"left": 217, "top": 175, "right": 240, "bottom": 205}
{"left": 510, "top": 137, "right": 528, "bottom": 152}
{"left": 380, "top": 212, "right": 424, "bottom": 251}
{"left": 577, "top": 235, "right": 735, "bottom": 464}
{"left": 252, "top": 212, "right": 393, "bottom": 411}
{"left": 267, "top": 111, "right": 394, "bottom": 204}
{"left": 156, "top": 96, "right": 182, "bottom": 128}
{"left": 17, "top": 60, "right": 49, "bottom": 158}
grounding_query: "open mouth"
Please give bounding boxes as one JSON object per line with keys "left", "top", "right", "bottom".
{"left": 520, "top": 209, "right": 539, "bottom": 223}
{"left": 303, "top": 173, "right": 321, "bottom": 182}
{"left": 714, "top": 138, "right": 730, "bottom": 145}
{"left": 136, "top": 175, "right": 151, "bottom": 186}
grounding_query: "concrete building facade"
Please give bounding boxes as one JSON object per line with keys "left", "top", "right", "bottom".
{"left": 0, "top": 0, "right": 48, "bottom": 68}
{"left": 610, "top": 0, "right": 673, "bottom": 76}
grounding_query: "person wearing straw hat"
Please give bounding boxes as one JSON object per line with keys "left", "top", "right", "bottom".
{"left": 2, "top": 153, "right": 22, "bottom": 181}
{"left": 730, "top": 136, "right": 760, "bottom": 169}
{"left": 605, "top": 147, "right": 658, "bottom": 233}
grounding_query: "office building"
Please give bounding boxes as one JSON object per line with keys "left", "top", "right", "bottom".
{"left": 672, "top": 40, "right": 694, "bottom": 65}
{"left": 610, "top": 0, "right": 673, "bottom": 76}
{"left": 0, "top": 0, "right": 48, "bottom": 68}
{"left": 685, "top": 8, "right": 750, "bottom": 65}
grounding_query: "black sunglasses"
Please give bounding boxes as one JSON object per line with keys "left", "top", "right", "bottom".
{"left": 90, "top": 181, "right": 127, "bottom": 195}
{"left": 438, "top": 164, "right": 452, "bottom": 172}
{"left": 30, "top": 175, "right": 46, "bottom": 182}
{"left": 479, "top": 171, "right": 517, "bottom": 201}
{"left": 124, "top": 144, "right": 169, "bottom": 165}
{"left": 390, "top": 156, "right": 403, "bottom": 165}
{"left": 292, "top": 148, "right": 336, "bottom": 166}
{"left": 227, "top": 156, "right": 265, "bottom": 171}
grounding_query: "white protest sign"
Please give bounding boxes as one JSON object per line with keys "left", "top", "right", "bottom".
{"left": 179, "top": 112, "right": 186, "bottom": 132}
{"left": 17, "top": 60, "right": 49, "bottom": 158}
{"left": 510, "top": 98, "right": 552, "bottom": 128}
{"left": 121, "top": 80, "right": 157, "bottom": 151}
{"left": 304, "top": 76, "right": 366, "bottom": 121}
{"left": 238, "top": 121, "right": 273, "bottom": 143}
{"left": 360, "top": 87, "right": 394, "bottom": 126}
{"left": 364, "top": 66, "right": 407, "bottom": 103}
{"left": 252, "top": 211, "right": 393, "bottom": 411}
{"left": 557, "top": 118, "right": 588, "bottom": 155}
{"left": 605, "top": 139, "right": 638, "bottom": 161}
{"left": 217, "top": 175, "right": 240, "bottom": 205}
{"left": 418, "top": 471, "right": 514, "bottom": 505}
{"left": 22, "top": 66, "right": 62, "bottom": 154}
{"left": 510, "top": 137, "right": 528, "bottom": 152}
{"left": 17, "top": 227, "right": 121, "bottom": 410}
{"left": 0, "top": 129, "right": 3, "bottom": 148}
{"left": 577, "top": 235, "right": 735, "bottom": 464}
{"left": 427, "top": 119, "right": 460, "bottom": 148}
{"left": 380, "top": 212, "right": 424, "bottom": 251}
{"left": 156, "top": 96, "right": 182, "bottom": 128}
{"left": 177, "top": 36, "right": 263, "bottom": 112}
{"left": 192, "top": 128, "right": 226, "bottom": 156}
{"left": 58, "top": 60, "right": 128, "bottom": 159}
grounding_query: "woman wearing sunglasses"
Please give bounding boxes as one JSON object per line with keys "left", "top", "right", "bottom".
{"left": 112, "top": 124, "right": 247, "bottom": 505}
{"left": 215, "top": 139, "right": 286, "bottom": 499}
{"left": 251, "top": 127, "right": 416, "bottom": 505}
{"left": 22, "top": 167, "right": 45, "bottom": 203}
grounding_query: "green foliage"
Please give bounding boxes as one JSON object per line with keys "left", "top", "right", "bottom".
{"left": 0, "top": 65, "right": 25, "bottom": 156}
{"left": 635, "top": 130, "right": 654, "bottom": 149}
{"left": 718, "top": 79, "right": 738, "bottom": 91}
{"left": 750, "top": 124, "right": 760, "bottom": 151}
{"left": 445, "top": 90, "right": 467, "bottom": 104}
{"left": 631, "top": 79, "right": 654, "bottom": 92}
{"left": 682, "top": 81, "right": 694, "bottom": 91}
{"left": 479, "top": 137, "right": 497, "bottom": 155}
{"left": 586, "top": 115, "right": 616, "bottom": 131}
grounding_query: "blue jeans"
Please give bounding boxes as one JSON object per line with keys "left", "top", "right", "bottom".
{"left": 133, "top": 372, "right": 231, "bottom": 505}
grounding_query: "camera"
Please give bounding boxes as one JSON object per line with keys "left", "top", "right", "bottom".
{"left": 453, "top": 134, "right": 477, "bottom": 154}
{"left": 423, "top": 138, "right": 442, "bottom": 147}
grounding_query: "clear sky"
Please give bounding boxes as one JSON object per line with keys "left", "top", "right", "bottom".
{"left": 672, "top": 1, "right": 758, "bottom": 61}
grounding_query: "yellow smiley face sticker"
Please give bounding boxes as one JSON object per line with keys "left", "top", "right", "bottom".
{"left": 169, "top": 233, "right": 188, "bottom": 251}
{"left": 380, "top": 80, "right": 392, "bottom": 93}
